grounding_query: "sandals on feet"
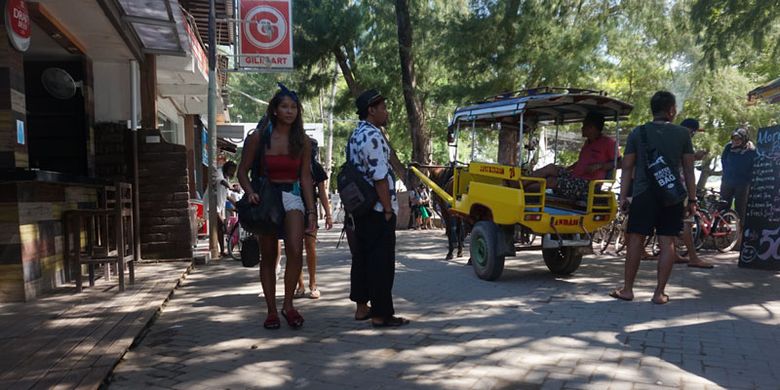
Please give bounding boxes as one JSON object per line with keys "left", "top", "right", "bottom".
{"left": 609, "top": 289, "right": 633, "bottom": 301}
{"left": 308, "top": 289, "right": 320, "bottom": 299}
{"left": 652, "top": 294, "right": 670, "bottom": 305}
{"left": 263, "top": 313, "right": 280, "bottom": 329}
{"left": 281, "top": 308, "right": 304, "bottom": 328}
{"left": 293, "top": 287, "right": 306, "bottom": 299}
{"left": 372, "top": 316, "right": 410, "bottom": 328}
{"left": 355, "top": 307, "right": 372, "bottom": 321}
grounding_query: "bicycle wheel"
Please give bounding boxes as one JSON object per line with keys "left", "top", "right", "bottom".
{"left": 592, "top": 226, "right": 609, "bottom": 254}
{"left": 614, "top": 226, "right": 626, "bottom": 255}
{"left": 227, "top": 224, "right": 243, "bottom": 260}
{"left": 691, "top": 213, "right": 704, "bottom": 251}
{"left": 713, "top": 209, "right": 739, "bottom": 252}
{"left": 648, "top": 234, "right": 660, "bottom": 256}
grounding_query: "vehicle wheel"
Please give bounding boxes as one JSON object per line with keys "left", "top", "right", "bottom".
{"left": 470, "top": 221, "right": 505, "bottom": 281}
{"left": 713, "top": 209, "right": 739, "bottom": 252}
{"left": 542, "top": 247, "right": 582, "bottom": 275}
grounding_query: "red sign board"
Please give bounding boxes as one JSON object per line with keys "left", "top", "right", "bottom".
{"left": 5, "top": 0, "right": 30, "bottom": 52}
{"left": 238, "top": 0, "right": 293, "bottom": 71}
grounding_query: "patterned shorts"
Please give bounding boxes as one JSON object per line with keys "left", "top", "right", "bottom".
{"left": 553, "top": 170, "right": 590, "bottom": 200}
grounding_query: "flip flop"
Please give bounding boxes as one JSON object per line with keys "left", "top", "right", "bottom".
{"left": 355, "top": 307, "right": 372, "bottom": 321}
{"left": 688, "top": 262, "right": 714, "bottom": 269}
{"left": 651, "top": 294, "right": 670, "bottom": 305}
{"left": 372, "top": 316, "right": 410, "bottom": 328}
{"left": 281, "top": 308, "right": 304, "bottom": 329}
{"left": 263, "top": 313, "right": 280, "bottom": 330}
{"left": 609, "top": 289, "right": 633, "bottom": 301}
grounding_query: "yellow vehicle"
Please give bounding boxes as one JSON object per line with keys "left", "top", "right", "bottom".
{"left": 412, "top": 87, "right": 633, "bottom": 280}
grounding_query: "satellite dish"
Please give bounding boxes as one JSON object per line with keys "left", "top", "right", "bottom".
{"left": 41, "top": 68, "right": 83, "bottom": 100}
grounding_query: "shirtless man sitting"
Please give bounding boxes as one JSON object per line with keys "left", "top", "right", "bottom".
{"left": 525, "top": 112, "right": 619, "bottom": 200}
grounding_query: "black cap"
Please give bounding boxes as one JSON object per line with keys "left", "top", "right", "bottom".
{"left": 680, "top": 118, "right": 703, "bottom": 132}
{"left": 355, "top": 89, "right": 385, "bottom": 115}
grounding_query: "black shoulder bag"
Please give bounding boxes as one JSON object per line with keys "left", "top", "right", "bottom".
{"left": 337, "top": 131, "right": 378, "bottom": 217}
{"left": 639, "top": 125, "right": 687, "bottom": 206}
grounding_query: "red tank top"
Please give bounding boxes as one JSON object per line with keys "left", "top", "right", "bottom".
{"left": 264, "top": 154, "right": 301, "bottom": 181}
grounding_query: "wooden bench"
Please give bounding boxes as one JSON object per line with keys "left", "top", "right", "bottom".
{"left": 63, "top": 182, "right": 135, "bottom": 292}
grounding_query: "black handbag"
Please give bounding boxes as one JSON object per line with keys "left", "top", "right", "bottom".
{"left": 239, "top": 235, "right": 260, "bottom": 267}
{"left": 337, "top": 131, "right": 378, "bottom": 216}
{"left": 237, "top": 178, "right": 284, "bottom": 234}
{"left": 237, "top": 123, "right": 285, "bottom": 234}
{"left": 639, "top": 125, "right": 687, "bottom": 206}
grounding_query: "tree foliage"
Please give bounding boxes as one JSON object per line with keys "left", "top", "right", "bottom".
{"left": 226, "top": 0, "right": 780, "bottom": 188}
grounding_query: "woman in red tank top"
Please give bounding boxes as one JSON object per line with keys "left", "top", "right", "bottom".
{"left": 237, "top": 84, "right": 316, "bottom": 330}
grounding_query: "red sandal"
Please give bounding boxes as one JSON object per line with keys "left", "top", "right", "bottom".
{"left": 263, "top": 313, "right": 280, "bottom": 329}
{"left": 280, "top": 308, "right": 304, "bottom": 329}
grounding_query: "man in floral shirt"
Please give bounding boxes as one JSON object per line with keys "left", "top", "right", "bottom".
{"left": 347, "top": 89, "right": 408, "bottom": 328}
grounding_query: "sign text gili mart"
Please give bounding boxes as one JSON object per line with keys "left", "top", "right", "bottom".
{"left": 238, "top": 0, "right": 293, "bottom": 71}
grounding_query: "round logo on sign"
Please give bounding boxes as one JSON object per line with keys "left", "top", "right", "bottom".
{"left": 5, "top": 0, "right": 30, "bottom": 52}
{"left": 244, "top": 5, "right": 287, "bottom": 50}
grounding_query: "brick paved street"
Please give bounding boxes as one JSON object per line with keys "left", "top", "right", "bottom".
{"left": 108, "top": 227, "right": 780, "bottom": 390}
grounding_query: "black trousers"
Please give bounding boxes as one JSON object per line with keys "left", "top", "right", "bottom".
{"left": 349, "top": 211, "right": 397, "bottom": 318}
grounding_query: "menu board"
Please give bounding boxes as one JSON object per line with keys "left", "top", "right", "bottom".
{"left": 739, "top": 125, "right": 780, "bottom": 269}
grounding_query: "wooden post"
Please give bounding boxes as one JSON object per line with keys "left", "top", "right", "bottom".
{"left": 140, "top": 54, "right": 157, "bottom": 130}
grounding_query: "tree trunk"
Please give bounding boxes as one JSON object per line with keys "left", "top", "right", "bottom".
{"left": 332, "top": 45, "right": 409, "bottom": 188}
{"left": 325, "top": 63, "right": 338, "bottom": 178}
{"left": 333, "top": 47, "right": 361, "bottom": 97}
{"left": 395, "top": 0, "right": 430, "bottom": 166}
{"left": 498, "top": 126, "right": 518, "bottom": 165}
{"left": 696, "top": 156, "right": 721, "bottom": 190}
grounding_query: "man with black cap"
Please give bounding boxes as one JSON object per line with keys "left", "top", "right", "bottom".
{"left": 347, "top": 89, "right": 408, "bottom": 327}
{"left": 677, "top": 118, "right": 713, "bottom": 268}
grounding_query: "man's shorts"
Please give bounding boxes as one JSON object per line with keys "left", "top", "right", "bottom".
{"left": 626, "top": 191, "right": 684, "bottom": 236}
{"left": 554, "top": 170, "right": 590, "bottom": 200}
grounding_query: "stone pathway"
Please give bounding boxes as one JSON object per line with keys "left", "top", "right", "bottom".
{"left": 108, "top": 227, "right": 780, "bottom": 389}
{"left": 0, "top": 261, "right": 192, "bottom": 389}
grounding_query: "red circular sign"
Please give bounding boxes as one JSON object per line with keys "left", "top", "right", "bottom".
{"left": 244, "top": 6, "right": 287, "bottom": 50}
{"left": 5, "top": 0, "right": 30, "bottom": 52}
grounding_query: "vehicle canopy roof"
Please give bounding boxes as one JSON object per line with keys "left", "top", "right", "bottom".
{"left": 449, "top": 87, "right": 633, "bottom": 129}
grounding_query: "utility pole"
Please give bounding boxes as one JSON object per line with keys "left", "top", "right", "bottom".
{"left": 207, "top": 0, "right": 219, "bottom": 260}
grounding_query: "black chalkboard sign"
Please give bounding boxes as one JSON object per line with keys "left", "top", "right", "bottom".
{"left": 739, "top": 125, "right": 780, "bottom": 269}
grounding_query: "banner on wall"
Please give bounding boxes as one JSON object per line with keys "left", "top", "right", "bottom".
{"left": 236, "top": 0, "right": 293, "bottom": 72}
{"left": 5, "top": 0, "right": 30, "bottom": 52}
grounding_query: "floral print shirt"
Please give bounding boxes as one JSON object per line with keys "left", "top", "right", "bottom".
{"left": 347, "top": 121, "right": 398, "bottom": 213}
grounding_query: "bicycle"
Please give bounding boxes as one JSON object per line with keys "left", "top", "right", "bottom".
{"left": 648, "top": 188, "right": 740, "bottom": 255}
{"left": 225, "top": 213, "right": 251, "bottom": 260}
{"left": 594, "top": 208, "right": 627, "bottom": 255}
{"left": 692, "top": 188, "right": 740, "bottom": 252}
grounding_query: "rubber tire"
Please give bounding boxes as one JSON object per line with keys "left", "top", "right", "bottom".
{"left": 470, "top": 221, "right": 505, "bottom": 281}
{"left": 227, "top": 228, "right": 242, "bottom": 261}
{"left": 713, "top": 209, "right": 739, "bottom": 253}
{"left": 542, "top": 247, "right": 582, "bottom": 275}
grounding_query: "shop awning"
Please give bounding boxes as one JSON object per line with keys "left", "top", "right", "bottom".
{"left": 748, "top": 77, "right": 780, "bottom": 104}
{"left": 111, "top": 0, "right": 188, "bottom": 56}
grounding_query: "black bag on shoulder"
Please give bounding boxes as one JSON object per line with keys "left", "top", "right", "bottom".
{"left": 236, "top": 121, "right": 285, "bottom": 235}
{"left": 337, "top": 132, "right": 378, "bottom": 217}
{"left": 639, "top": 125, "right": 687, "bottom": 206}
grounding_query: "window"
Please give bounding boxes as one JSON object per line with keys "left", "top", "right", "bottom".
{"left": 158, "top": 112, "right": 179, "bottom": 144}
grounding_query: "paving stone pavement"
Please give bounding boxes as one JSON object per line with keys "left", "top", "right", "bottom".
{"left": 108, "top": 226, "right": 780, "bottom": 390}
